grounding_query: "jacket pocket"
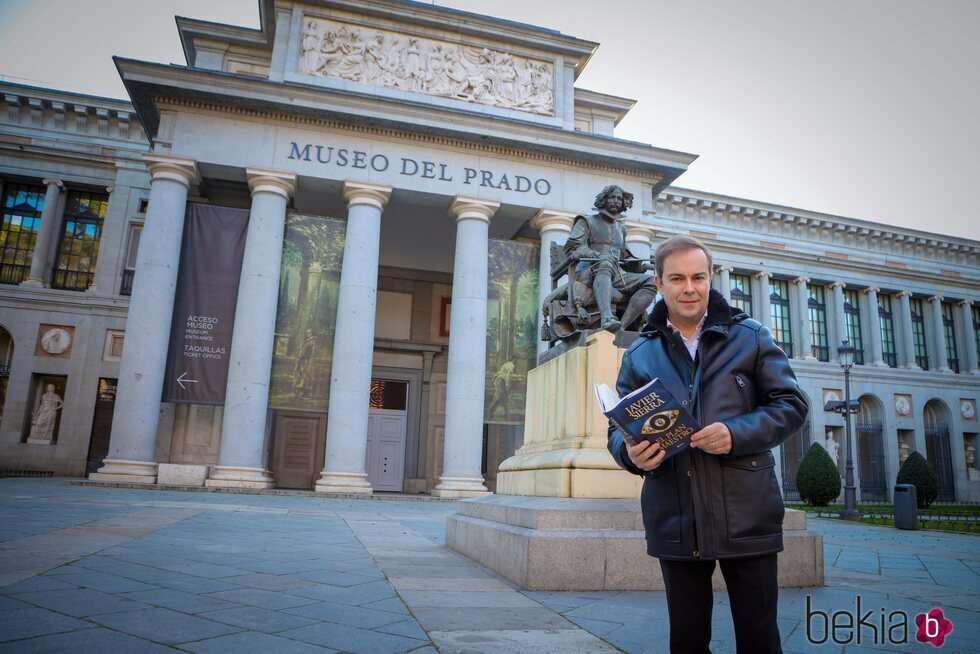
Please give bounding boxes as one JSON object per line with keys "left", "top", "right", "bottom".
{"left": 641, "top": 459, "right": 682, "bottom": 543}
{"left": 732, "top": 372, "right": 753, "bottom": 413}
{"left": 720, "top": 451, "right": 783, "bottom": 541}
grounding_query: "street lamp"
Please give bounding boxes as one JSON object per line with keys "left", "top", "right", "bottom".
{"left": 837, "top": 339, "right": 861, "bottom": 520}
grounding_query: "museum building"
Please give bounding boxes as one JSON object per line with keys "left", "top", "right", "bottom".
{"left": 0, "top": 0, "right": 977, "bottom": 501}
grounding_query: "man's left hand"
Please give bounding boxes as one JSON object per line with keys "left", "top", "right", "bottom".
{"left": 690, "top": 422, "right": 733, "bottom": 455}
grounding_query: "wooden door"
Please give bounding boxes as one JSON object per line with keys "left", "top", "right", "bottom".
{"left": 365, "top": 379, "right": 408, "bottom": 492}
{"left": 272, "top": 413, "right": 325, "bottom": 489}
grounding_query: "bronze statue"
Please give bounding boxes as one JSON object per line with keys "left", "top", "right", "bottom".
{"left": 541, "top": 185, "right": 657, "bottom": 341}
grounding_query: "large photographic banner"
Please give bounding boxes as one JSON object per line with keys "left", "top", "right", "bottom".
{"left": 268, "top": 214, "right": 346, "bottom": 410}
{"left": 484, "top": 239, "right": 539, "bottom": 425}
{"left": 162, "top": 203, "right": 249, "bottom": 404}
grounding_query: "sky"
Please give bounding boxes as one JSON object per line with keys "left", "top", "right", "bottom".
{"left": 0, "top": 0, "right": 977, "bottom": 240}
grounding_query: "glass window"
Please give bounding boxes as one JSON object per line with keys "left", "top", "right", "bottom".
{"left": 941, "top": 302, "right": 959, "bottom": 373}
{"left": 730, "top": 274, "right": 752, "bottom": 317}
{"left": 909, "top": 297, "right": 929, "bottom": 370}
{"left": 974, "top": 305, "right": 980, "bottom": 366}
{"left": 0, "top": 182, "right": 46, "bottom": 285}
{"left": 769, "top": 279, "right": 792, "bottom": 357}
{"left": 120, "top": 223, "right": 141, "bottom": 296}
{"left": 843, "top": 289, "right": 864, "bottom": 365}
{"left": 878, "top": 294, "right": 897, "bottom": 368}
{"left": 51, "top": 190, "right": 108, "bottom": 291}
{"left": 808, "top": 284, "right": 829, "bottom": 362}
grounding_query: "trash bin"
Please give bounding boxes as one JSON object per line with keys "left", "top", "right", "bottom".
{"left": 894, "top": 484, "right": 918, "bottom": 530}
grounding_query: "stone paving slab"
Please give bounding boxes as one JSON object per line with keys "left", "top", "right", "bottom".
{"left": 1, "top": 478, "right": 978, "bottom": 653}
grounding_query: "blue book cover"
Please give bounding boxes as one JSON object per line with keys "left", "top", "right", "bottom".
{"left": 595, "top": 378, "right": 702, "bottom": 461}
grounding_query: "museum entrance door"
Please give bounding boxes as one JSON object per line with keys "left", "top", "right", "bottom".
{"left": 272, "top": 412, "right": 326, "bottom": 489}
{"left": 366, "top": 379, "right": 408, "bottom": 492}
{"left": 86, "top": 378, "right": 117, "bottom": 475}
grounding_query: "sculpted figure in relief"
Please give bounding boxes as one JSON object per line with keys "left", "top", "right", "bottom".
{"left": 298, "top": 18, "right": 554, "bottom": 115}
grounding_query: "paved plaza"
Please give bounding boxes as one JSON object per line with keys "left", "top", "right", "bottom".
{"left": 0, "top": 479, "right": 977, "bottom": 653}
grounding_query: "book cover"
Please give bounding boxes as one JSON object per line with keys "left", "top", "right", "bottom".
{"left": 595, "top": 378, "right": 702, "bottom": 461}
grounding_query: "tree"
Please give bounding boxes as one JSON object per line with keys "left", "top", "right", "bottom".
{"left": 796, "top": 443, "right": 841, "bottom": 506}
{"left": 896, "top": 452, "right": 939, "bottom": 508}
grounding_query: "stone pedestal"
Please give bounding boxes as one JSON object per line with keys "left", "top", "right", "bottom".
{"left": 496, "top": 330, "right": 642, "bottom": 499}
{"left": 157, "top": 464, "right": 208, "bottom": 486}
{"left": 446, "top": 496, "right": 824, "bottom": 591}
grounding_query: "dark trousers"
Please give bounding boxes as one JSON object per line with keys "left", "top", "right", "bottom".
{"left": 659, "top": 553, "right": 782, "bottom": 654}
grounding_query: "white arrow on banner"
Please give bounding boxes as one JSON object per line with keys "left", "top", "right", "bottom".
{"left": 176, "top": 371, "right": 199, "bottom": 390}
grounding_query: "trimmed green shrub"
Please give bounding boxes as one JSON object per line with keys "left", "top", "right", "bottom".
{"left": 896, "top": 451, "right": 939, "bottom": 508}
{"left": 796, "top": 443, "right": 842, "bottom": 506}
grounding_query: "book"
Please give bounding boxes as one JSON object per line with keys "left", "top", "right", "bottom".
{"left": 595, "top": 378, "right": 702, "bottom": 461}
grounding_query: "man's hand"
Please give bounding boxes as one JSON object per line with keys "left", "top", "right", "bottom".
{"left": 627, "top": 440, "right": 666, "bottom": 471}
{"left": 690, "top": 422, "right": 733, "bottom": 455}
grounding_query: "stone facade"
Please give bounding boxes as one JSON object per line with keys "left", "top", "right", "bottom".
{"left": 0, "top": 0, "right": 977, "bottom": 502}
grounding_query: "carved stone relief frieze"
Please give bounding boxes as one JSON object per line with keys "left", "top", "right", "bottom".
{"left": 298, "top": 17, "right": 555, "bottom": 116}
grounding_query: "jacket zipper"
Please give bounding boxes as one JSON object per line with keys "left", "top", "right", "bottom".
{"left": 734, "top": 373, "right": 750, "bottom": 412}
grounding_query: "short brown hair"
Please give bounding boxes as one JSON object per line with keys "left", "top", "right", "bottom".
{"left": 654, "top": 235, "right": 714, "bottom": 277}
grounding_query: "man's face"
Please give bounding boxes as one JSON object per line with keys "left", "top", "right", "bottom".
{"left": 655, "top": 247, "right": 711, "bottom": 328}
{"left": 605, "top": 188, "right": 624, "bottom": 213}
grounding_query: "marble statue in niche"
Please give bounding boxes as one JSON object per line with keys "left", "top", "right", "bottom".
{"left": 298, "top": 18, "right": 555, "bottom": 116}
{"left": 28, "top": 384, "right": 64, "bottom": 443}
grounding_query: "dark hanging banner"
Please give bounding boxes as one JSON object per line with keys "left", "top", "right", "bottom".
{"left": 162, "top": 203, "right": 249, "bottom": 404}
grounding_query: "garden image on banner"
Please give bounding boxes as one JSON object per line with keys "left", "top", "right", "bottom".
{"left": 269, "top": 214, "right": 345, "bottom": 410}
{"left": 484, "top": 239, "right": 539, "bottom": 425}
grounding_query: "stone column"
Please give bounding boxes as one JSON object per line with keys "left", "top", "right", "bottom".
{"left": 895, "top": 290, "right": 919, "bottom": 369}
{"left": 434, "top": 196, "right": 500, "bottom": 498}
{"left": 316, "top": 181, "right": 392, "bottom": 494}
{"left": 959, "top": 300, "right": 979, "bottom": 375}
{"left": 863, "top": 287, "right": 887, "bottom": 367}
{"left": 531, "top": 209, "right": 575, "bottom": 356}
{"left": 830, "top": 281, "right": 847, "bottom": 350}
{"left": 928, "top": 295, "right": 951, "bottom": 372}
{"left": 792, "top": 277, "right": 815, "bottom": 360}
{"left": 754, "top": 271, "right": 772, "bottom": 328}
{"left": 624, "top": 221, "right": 655, "bottom": 262}
{"left": 207, "top": 169, "right": 296, "bottom": 489}
{"left": 716, "top": 266, "right": 732, "bottom": 303}
{"left": 21, "top": 178, "right": 64, "bottom": 287}
{"left": 90, "top": 155, "right": 199, "bottom": 483}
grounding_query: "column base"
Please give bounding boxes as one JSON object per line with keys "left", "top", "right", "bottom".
{"left": 89, "top": 459, "right": 158, "bottom": 484}
{"left": 205, "top": 465, "right": 275, "bottom": 489}
{"left": 19, "top": 278, "right": 48, "bottom": 289}
{"left": 315, "top": 471, "right": 373, "bottom": 494}
{"left": 433, "top": 476, "right": 491, "bottom": 498}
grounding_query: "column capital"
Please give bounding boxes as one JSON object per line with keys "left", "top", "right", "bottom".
{"left": 624, "top": 220, "right": 656, "bottom": 243}
{"left": 105, "top": 185, "right": 114, "bottom": 194}
{"left": 143, "top": 154, "right": 200, "bottom": 189}
{"left": 928, "top": 295, "right": 944, "bottom": 303}
{"left": 959, "top": 299, "right": 974, "bottom": 308}
{"left": 449, "top": 195, "right": 499, "bottom": 223}
{"left": 716, "top": 265, "right": 734, "bottom": 274}
{"left": 246, "top": 168, "right": 297, "bottom": 200}
{"left": 41, "top": 178, "right": 63, "bottom": 189}
{"left": 754, "top": 270, "right": 772, "bottom": 280}
{"left": 895, "top": 289, "right": 913, "bottom": 298}
{"left": 828, "top": 280, "right": 846, "bottom": 289}
{"left": 530, "top": 208, "right": 576, "bottom": 233}
{"left": 862, "top": 286, "right": 880, "bottom": 295}
{"left": 793, "top": 276, "right": 810, "bottom": 284}
{"left": 342, "top": 180, "right": 392, "bottom": 210}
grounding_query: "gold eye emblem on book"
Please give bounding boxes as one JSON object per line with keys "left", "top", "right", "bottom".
{"left": 641, "top": 409, "right": 679, "bottom": 435}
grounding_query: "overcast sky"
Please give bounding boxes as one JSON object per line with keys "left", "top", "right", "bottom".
{"left": 1, "top": 0, "right": 976, "bottom": 240}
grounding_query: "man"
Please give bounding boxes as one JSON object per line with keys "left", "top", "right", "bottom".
{"left": 607, "top": 235, "right": 808, "bottom": 654}
{"left": 563, "top": 185, "right": 658, "bottom": 332}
